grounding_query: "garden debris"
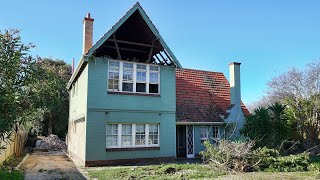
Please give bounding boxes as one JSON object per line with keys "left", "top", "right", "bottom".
{"left": 34, "top": 134, "right": 67, "bottom": 151}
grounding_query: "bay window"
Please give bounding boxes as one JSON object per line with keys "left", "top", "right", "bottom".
{"left": 106, "top": 123, "right": 159, "bottom": 148}
{"left": 108, "top": 60, "right": 160, "bottom": 94}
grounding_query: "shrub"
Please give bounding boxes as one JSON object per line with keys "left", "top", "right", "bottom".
{"left": 200, "top": 139, "right": 310, "bottom": 172}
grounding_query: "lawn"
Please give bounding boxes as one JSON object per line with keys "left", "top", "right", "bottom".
{"left": 88, "top": 163, "right": 226, "bottom": 180}
{"left": 87, "top": 156, "right": 320, "bottom": 180}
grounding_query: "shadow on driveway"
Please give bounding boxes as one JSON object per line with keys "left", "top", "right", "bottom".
{"left": 20, "top": 151, "right": 86, "bottom": 180}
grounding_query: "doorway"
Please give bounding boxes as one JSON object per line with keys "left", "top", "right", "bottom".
{"left": 176, "top": 125, "right": 186, "bottom": 157}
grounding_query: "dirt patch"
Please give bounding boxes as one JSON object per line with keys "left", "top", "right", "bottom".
{"left": 20, "top": 151, "right": 86, "bottom": 180}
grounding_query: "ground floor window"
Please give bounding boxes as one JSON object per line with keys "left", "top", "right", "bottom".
{"left": 212, "top": 126, "right": 220, "bottom": 140}
{"left": 106, "top": 123, "right": 159, "bottom": 148}
{"left": 200, "top": 126, "right": 208, "bottom": 143}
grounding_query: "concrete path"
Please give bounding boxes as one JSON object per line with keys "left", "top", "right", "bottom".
{"left": 20, "top": 151, "right": 86, "bottom": 180}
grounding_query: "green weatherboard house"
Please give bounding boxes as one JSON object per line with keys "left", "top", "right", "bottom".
{"left": 67, "top": 3, "right": 250, "bottom": 167}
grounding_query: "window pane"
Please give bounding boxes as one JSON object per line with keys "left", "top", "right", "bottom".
{"left": 121, "top": 135, "right": 132, "bottom": 146}
{"left": 108, "top": 79, "right": 119, "bottom": 90}
{"left": 136, "top": 83, "right": 146, "bottom": 92}
{"left": 136, "top": 71, "right": 146, "bottom": 82}
{"left": 213, "top": 126, "right": 219, "bottom": 139}
{"left": 122, "top": 83, "right": 133, "bottom": 92}
{"left": 109, "top": 61, "right": 120, "bottom": 67}
{"left": 109, "top": 70, "right": 119, "bottom": 79}
{"left": 200, "top": 127, "right": 208, "bottom": 139}
{"left": 123, "top": 70, "right": 133, "bottom": 81}
{"left": 135, "top": 125, "right": 146, "bottom": 145}
{"left": 122, "top": 124, "right": 132, "bottom": 134}
{"left": 149, "top": 72, "right": 159, "bottom": 83}
{"left": 149, "top": 84, "right": 159, "bottom": 93}
{"left": 137, "top": 64, "right": 146, "bottom": 70}
{"left": 149, "top": 124, "right": 159, "bottom": 145}
{"left": 106, "top": 124, "right": 118, "bottom": 147}
{"left": 150, "top": 66, "right": 159, "bottom": 71}
{"left": 123, "top": 62, "right": 133, "bottom": 69}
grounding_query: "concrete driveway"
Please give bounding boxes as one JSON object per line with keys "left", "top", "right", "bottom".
{"left": 20, "top": 151, "right": 86, "bottom": 180}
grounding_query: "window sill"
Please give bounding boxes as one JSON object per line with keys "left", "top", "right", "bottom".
{"left": 107, "top": 91, "right": 160, "bottom": 97}
{"left": 106, "top": 146, "right": 160, "bottom": 152}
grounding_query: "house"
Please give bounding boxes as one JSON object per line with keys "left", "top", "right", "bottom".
{"left": 67, "top": 2, "right": 249, "bottom": 167}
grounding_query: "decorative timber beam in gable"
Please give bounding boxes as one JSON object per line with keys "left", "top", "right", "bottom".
{"left": 106, "top": 39, "right": 161, "bottom": 49}
{"left": 147, "top": 39, "right": 155, "bottom": 63}
{"left": 113, "top": 34, "right": 122, "bottom": 60}
{"left": 104, "top": 45, "right": 149, "bottom": 54}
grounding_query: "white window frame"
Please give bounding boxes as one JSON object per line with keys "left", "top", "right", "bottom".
{"left": 122, "top": 62, "right": 134, "bottom": 92}
{"left": 200, "top": 126, "right": 209, "bottom": 140}
{"left": 136, "top": 63, "right": 147, "bottom": 93}
{"left": 148, "top": 124, "right": 160, "bottom": 146}
{"left": 148, "top": 65, "right": 160, "bottom": 94}
{"left": 212, "top": 126, "right": 220, "bottom": 140}
{"left": 107, "top": 60, "right": 160, "bottom": 94}
{"left": 108, "top": 61, "right": 120, "bottom": 91}
{"left": 106, "top": 124, "right": 119, "bottom": 148}
{"left": 106, "top": 123, "right": 160, "bottom": 148}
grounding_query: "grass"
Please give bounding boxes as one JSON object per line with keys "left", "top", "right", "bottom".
{"left": 87, "top": 156, "right": 320, "bottom": 180}
{"left": 0, "top": 167, "right": 24, "bottom": 180}
{"left": 0, "top": 153, "right": 26, "bottom": 180}
{"left": 88, "top": 163, "right": 226, "bottom": 180}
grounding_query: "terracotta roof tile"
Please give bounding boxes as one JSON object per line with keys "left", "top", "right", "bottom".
{"left": 176, "top": 68, "right": 250, "bottom": 122}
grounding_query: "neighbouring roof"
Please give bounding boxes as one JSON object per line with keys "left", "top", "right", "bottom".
{"left": 67, "top": 2, "right": 182, "bottom": 90}
{"left": 176, "top": 69, "right": 250, "bottom": 123}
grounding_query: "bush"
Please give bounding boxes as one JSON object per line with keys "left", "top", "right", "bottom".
{"left": 241, "top": 103, "right": 293, "bottom": 150}
{"left": 200, "top": 139, "right": 310, "bottom": 172}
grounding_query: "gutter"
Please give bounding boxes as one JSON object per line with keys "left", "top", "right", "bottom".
{"left": 67, "top": 55, "right": 90, "bottom": 90}
{"left": 176, "top": 122, "right": 225, "bottom": 125}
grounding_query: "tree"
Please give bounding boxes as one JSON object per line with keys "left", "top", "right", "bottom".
{"left": 0, "top": 29, "right": 37, "bottom": 146}
{"left": 267, "top": 61, "right": 320, "bottom": 149}
{"left": 241, "top": 103, "right": 291, "bottom": 149}
{"left": 29, "top": 58, "right": 71, "bottom": 137}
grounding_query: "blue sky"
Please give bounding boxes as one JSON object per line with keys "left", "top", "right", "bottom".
{"left": 1, "top": 0, "right": 319, "bottom": 105}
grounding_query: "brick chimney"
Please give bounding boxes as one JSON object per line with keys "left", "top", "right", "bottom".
{"left": 229, "top": 62, "right": 241, "bottom": 107}
{"left": 83, "top": 13, "right": 94, "bottom": 54}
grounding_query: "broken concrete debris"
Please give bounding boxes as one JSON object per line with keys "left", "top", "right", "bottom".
{"left": 34, "top": 134, "right": 67, "bottom": 151}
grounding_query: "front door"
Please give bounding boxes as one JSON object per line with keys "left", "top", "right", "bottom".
{"left": 176, "top": 126, "right": 186, "bottom": 157}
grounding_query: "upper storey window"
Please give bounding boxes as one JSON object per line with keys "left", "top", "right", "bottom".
{"left": 108, "top": 60, "right": 160, "bottom": 94}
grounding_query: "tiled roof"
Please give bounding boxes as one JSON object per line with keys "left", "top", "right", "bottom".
{"left": 176, "top": 69, "right": 250, "bottom": 122}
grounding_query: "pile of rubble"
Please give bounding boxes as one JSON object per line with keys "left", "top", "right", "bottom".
{"left": 34, "top": 134, "right": 67, "bottom": 151}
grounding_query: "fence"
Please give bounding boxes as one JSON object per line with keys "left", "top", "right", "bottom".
{"left": 0, "top": 131, "right": 28, "bottom": 165}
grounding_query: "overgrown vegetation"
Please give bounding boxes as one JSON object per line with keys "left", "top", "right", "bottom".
{"left": 0, "top": 29, "right": 71, "bottom": 151}
{"left": 200, "top": 139, "right": 310, "bottom": 172}
{"left": 250, "top": 61, "right": 320, "bottom": 150}
{"left": 241, "top": 103, "right": 294, "bottom": 150}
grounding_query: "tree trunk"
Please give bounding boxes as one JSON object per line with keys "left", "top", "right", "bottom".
{"left": 48, "top": 118, "right": 53, "bottom": 135}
